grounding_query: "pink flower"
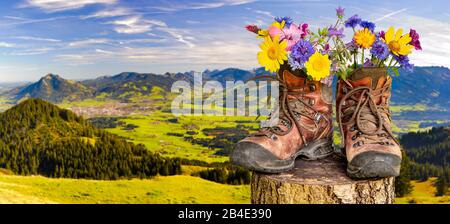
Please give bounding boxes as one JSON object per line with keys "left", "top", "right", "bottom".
{"left": 282, "top": 24, "right": 303, "bottom": 50}
{"left": 268, "top": 25, "right": 283, "bottom": 39}
{"left": 268, "top": 23, "right": 308, "bottom": 51}
{"left": 409, "top": 29, "right": 422, "bottom": 50}
{"left": 300, "top": 23, "right": 308, "bottom": 39}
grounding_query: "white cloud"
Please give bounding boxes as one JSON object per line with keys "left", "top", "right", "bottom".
{"left": 68, "top": 38, "right": 110, "bottom": 47}
{"left": 254, "top": 10, "right": 274, "bottom": 18}
{"left": 151, "top": 0, "right": 256, "bottom": 12}
{"left": 82, "top": 7, "right": 132, "bottom": 19}
{"left": 0, "top": 42, "right": 16, "bottom": 48}
{"left": 156, "top": 27, "right": 195, "bottom": 47}
{"left": 108, "top": 16, "right": 167, "bottom": 34}
{"left": 95, "top": 48, "right": 115, "bottom": 54}
{"left": 375, "top": 8, "right": 408, "bottom": 22}
{"left": 53, "top": 35, "right": 258, "bottom": 70}
{"left": 10, "top": 47, "right": 53, "bottom": 55}
{"left": 15, "top": 36, "right": 60, "bottom": 42}
{"left": 21, "top": 0, "right": 117, "bottom": 12}
{"left": 1, "top": 15, "right": 73, "bottom": 26}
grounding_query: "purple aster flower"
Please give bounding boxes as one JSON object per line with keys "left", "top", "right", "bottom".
{"left": 394, "top": 55, "right": 414, "bottom": 72}
{"left": 320, "top": 74, "right": 334, "bottom": 87}
{"left": 345, "top": 14, "right": 361, "bottom": 28}
{"left": 288, "top": 55, "right": 303, "bottom": 70}
{"left": 364, "top": 58, "right": 374, "bottom": 67}
{"left": 409, "top": 29, "right": 422, "bottom": 50}
{"left": 370, "top": 40, "right": 389, "bottom": 60}
{"left": 376, "top": 30, "right": 385, "bottom": 39}
{"left": 336, "top": 6, "right": 345, "bottom": 19}
{"left": 275, "top": 16, "right": 293, "bottom": 28}
{"left": 345, "top": 40, "right": 358, "bottom": 51}
{"left": 289, "top": 40, "right": 315, "bottom": 67}
{"left": 328, "top": 27, "right": 345, "bottom": 38}
{"left": 360, "top": 20, "right": 375, "bottom": 32}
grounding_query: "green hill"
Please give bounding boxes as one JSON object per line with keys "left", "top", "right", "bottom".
{"left": 0, "top": 99, "right": 181, "bottom": 179}
{"left": 10, "top": 74, "right": 94, "bottom": 103}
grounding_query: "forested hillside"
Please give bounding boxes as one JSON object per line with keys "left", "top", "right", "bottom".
{"left": 0, "top": 99, "right": 181, "bottom": 179}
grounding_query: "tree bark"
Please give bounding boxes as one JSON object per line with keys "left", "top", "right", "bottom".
{"left": 251, "top": 155, "right": 395, "bottom": 204}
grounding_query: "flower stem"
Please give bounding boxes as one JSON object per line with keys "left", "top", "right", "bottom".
{"left": 387, "top": 56, "right": 394, "bottom": 69}
{"left": 361, "top": 49, "right": 365, "bottom": 67}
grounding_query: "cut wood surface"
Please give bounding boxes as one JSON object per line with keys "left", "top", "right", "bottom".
{"left": 251, "top": 155, "right": 395, "bottom": 204}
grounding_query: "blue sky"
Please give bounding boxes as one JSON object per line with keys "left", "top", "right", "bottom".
{"left": 0, "top": 0, "right": 449, "bottom": 82}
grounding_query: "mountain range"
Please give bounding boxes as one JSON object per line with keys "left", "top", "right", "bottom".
{"left": 4, "top": 66, "right": 450, "bottom": 109}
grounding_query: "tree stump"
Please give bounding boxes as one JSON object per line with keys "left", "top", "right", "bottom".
{"left": 251, "top": 155, "right": 395, "bottom": 204}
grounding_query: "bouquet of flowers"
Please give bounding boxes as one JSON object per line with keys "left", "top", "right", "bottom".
{"left": 332, "top": 12, "right": 422, "bottom": 79}
{"left": 246, "top": 7, "right": 423, "bottom": 81}
{"left": 245, "top": 8, "right": 348, "bottom": 85}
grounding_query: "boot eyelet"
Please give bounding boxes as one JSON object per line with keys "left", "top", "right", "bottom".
{"left": 342, "top": 87, "right": 347, "bottom": 93}
{"left": 309, "top": 84, "right": 316, "bottom": 92}
{"left": 351, "top": 135, "right": 357, "bottom": 140}
{"left": 271, "top": 135, "right": 278, "bottom": 141}
{"left": 309, "top": 99, "right": 315, "bottom": 106}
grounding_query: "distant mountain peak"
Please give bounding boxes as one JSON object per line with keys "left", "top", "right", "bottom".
{"left": 9, "top": 73, "right": 94, "bottom": 103}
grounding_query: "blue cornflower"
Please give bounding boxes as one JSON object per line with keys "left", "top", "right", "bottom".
{"left": 289, "top": 40, "right": 315, "bottom": 68}
{"left": 274, "top": 16, "right": 293, "bottom": 28}
{"left": 345, "top": 14, "right": 361, "bottom": 28}
{"left": 360, "top": 20, "right": 376, "bottom": 32}
{"left": 370, "top": 40, "right": 389, "bottom": 60}
{"left": 395, "top": 55, "right": 414, "bottom": 72}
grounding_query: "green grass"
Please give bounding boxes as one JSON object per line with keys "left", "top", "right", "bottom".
{"left": 106, "top": 111, "right": 259, "bottom": 163}
{"left": 0, "top": 173, "right": 250, "bottom": 204}
{"left": 390, "top": 104, "right": 427, "bottom": 114}
{"left": 396, "top": 178, "right": 450, "bottom": 204}
{"left": 0, "top": 96, "right": 14, "bottom": 112}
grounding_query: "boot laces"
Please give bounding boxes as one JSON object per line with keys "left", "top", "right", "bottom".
{"left": 337, "top": 80, "right": 399, "bottom": 148}
{"left": 249, "top": 75, "right": 326, "bottom": 146}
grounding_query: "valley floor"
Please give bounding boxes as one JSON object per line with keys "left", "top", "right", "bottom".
{"left": 396, "top": 178, "right": 450, "bottom": 204}
{"left": 2, "top": 172, "right": 449, "bottom": 204}
{"left": 0, "top": 174, "right": 250, "bottom": 204}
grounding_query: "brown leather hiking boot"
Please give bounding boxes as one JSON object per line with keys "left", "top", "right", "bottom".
{"left": 336, "top": 67, "right": 402, "bottom": 179}
{"left": 230, "top": 65, "right": 334, "bottom": 173}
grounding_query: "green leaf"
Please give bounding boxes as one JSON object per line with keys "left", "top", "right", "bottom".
{"left": 388, "top": 67, "right": 400, "bottom": 77}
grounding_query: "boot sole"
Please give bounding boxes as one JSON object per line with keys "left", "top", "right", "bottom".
{"left": 231, "top": 138, "right": 334, "bottom": 174}
{"left": 347, "top": 151, "right": 401, "bottom": 179}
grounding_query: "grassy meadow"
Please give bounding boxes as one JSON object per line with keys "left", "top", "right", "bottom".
{"left": 105, "top": 112, "right": 259, "bottom": 163}
{"left": 0, "top": 171, "right": 250, "bottom": 204}
{"left": 396, "top": 178, "right": 450, "bottom": 204}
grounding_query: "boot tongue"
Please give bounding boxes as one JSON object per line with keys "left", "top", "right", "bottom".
{"left": 358, "top": 106, "right": 379, "bottom": 133}
{"left": 349, "top": 68, "right": 387, "bottom": 89}
{"left": 281, "top": 69, "right": 307, "bottom": 89}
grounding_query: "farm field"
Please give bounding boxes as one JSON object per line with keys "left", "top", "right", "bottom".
{"left": 105, "top": 112, "right": 259, "bottom": 163}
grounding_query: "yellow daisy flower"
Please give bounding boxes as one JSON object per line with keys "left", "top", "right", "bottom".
{"left": 304, "top": 52, "right": 331, "bottom": 81}
{"left": 383, "top": 27, "right": 414, "bottom": 56}
{"left": 257, "top": 36, "right": 288, "bottom": 73}
{"left": 271, "top": 20, "right": 285, "bottom": 29}
{"left": 353, "top": 28, "right": 376, "bottom": 49}
{"left": 257, "top": 29, "right": 269, "bottom": 38}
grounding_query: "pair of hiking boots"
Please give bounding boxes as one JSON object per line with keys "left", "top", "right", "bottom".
{"left": 230, "top": 65, "right": 401, "bottom": 179}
